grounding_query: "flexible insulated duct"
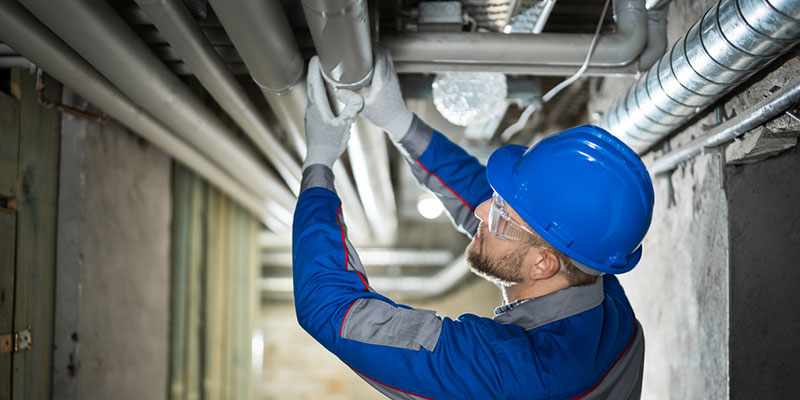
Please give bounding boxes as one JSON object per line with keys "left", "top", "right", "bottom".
{"left": 600, "top": 0, "right": 800, "bottom": 153}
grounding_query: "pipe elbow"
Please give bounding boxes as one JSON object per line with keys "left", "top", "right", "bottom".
{"left": 596, "top": 0, "right": 648, "bottom": 66}
{"left": 638, "top": 7, "right": 668, "bottom": 71}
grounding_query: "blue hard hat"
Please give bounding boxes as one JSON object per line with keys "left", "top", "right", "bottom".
{"left": 486, "top": 125, "right": 655, "bottom": 274}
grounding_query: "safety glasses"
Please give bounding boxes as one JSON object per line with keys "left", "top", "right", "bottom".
{"left": 488, "top": 192, "right": 536, "bottom": 242}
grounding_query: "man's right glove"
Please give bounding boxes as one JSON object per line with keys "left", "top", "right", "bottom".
{"left": 360, "top": 46, "right": 414, "bottom": 142}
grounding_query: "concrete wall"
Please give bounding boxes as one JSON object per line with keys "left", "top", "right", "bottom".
{"left": 727, "top": 146, "right": 800, "bottom": 399}
{"left": 53, "top": 91, "right": 172, "bottom": 400}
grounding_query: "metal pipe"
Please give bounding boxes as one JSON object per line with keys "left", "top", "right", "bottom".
{"left": 18, "top": 0, "right": 296, "bottom": 217}
{"left": 0, "top": 1, "right": 286, "bottom": 229}
{"left": 134, "top": 0, "right": 302, "bottom": 194}
{"left": 382, "top": 0, "right": 647, "bottom": 68}
{"left": 393, "top": 61, "right": 639, "bottom": 76}
{"left": 301, "top": 0, "right": 374, "bottom": 89}
{"left": 637, "top": 6, "right": 668, "bottom": 71}
{"left": 348, "top": 117, "right": 398, "bottom": 246}
{"left": 649, "top": 73, "right": 800, "bottom": 175}
{"left": 600, "top": 0, "right": 800, "bottom": 154}
{"left": 210, "top": 0, "right": 373, "bottom": 243}
{"left": 0, "top": 56, "right": 33, "bottom": 68}
{"left": 258, "top": 258, "right": 471, "bottom": 297}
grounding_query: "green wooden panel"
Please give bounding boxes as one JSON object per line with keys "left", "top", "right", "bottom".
{"left": 184, "top": 173, "right": 205, "bottom": 400}
{"left": 0, "top": 209, "right": 16, "bottom": 400}
{"left": 13, "top": 69, "right": 60, "bottom": 400}
{"left": 0, "top": 91, "right": 19, "bottom": 199}
{"left": 203, "top": 188, "right": 227, "bottom": 400}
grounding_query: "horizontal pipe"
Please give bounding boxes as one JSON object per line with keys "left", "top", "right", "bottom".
{"left": 382, "top": 0, "right": 647, "bottom": 68}
{"left": 0, "top": 1, "right": 285, "bottom": 229}
{"left": 259, "top": 258, "right": 471, "bottom": 297}
{"left": 649, "top": 73, "right": 800, "bottom": 175}
{"left": 19, "top": 0, "right": 297, "bottom": 217}
{"left": 393, "top": 61, "right": 639, "bottom": 76}
{"left": 135, "top": 0, "right": 302, "bottom": 194}
{"left": 0, "top": 56, "right": 33, "bottom": 68}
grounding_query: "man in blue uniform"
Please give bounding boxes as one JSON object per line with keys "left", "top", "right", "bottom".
{"left": 293, "top": 48, "right": 655, "bottom": 399}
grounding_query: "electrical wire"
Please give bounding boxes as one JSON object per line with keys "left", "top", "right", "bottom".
{"left": 499, "top": 0, "right": 611, "bottom": 142}
{"left": 542, "top": 0, "right": 611, "bottom": 103}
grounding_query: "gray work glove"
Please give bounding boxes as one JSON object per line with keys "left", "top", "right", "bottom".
{"left": 303, "top": 56, "right": 364, "bottom": 171}
{"left": 360, "top": 45, "right": 414, "bottom": 142}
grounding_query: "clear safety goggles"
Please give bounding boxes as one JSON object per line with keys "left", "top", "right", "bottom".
{"left": 488, "top": 192, "right": 537, "bottom": 242}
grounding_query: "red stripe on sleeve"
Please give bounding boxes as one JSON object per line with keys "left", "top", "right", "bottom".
{"left": 349, "top": 365, "right": 436, "bottom": 400}
{"left": 415, "top": 159, "right": 475, "bottom": 212}
{"left": 340, "top": 299, "right": 358, "bottom": 337}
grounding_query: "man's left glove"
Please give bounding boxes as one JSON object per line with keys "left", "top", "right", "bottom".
{"left": 303, "top": 56, "right": 364, "bottom": 170}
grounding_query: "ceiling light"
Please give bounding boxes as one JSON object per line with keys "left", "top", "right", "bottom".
{"left": 416, "top": 194, "right": 445, "bottom": 219}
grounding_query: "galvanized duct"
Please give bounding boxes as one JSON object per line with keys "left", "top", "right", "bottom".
{"left": 599, "top": 0, "right": 800, "bottom": 154}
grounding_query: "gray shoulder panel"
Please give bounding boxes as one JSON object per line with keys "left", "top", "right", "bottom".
{"left": 577, "top": 321, "right": 645, "bottom": 400}
{"left": 493, "top": 277, "right": 604, "bottom": 330}
{"left": 300, "top": 163, "right": 335, "bottom": 193}
{"left": 341, "top": 298, "right": 442, "bottom": 352}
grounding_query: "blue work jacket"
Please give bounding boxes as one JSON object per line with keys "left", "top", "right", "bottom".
{"left": 293, "top": 116, "right": 644, "bottom": 399}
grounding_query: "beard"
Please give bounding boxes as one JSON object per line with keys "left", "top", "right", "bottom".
{"left": 466, "top": 224, "right": 526, "bottom": 287}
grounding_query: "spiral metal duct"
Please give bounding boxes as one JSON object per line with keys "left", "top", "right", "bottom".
{"left": 600, "top": 0, "right": 800, "bottom": 153}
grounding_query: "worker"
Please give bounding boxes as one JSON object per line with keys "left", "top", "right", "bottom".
{"left": 293, "top": 47, "right": 655, "bottom": 399}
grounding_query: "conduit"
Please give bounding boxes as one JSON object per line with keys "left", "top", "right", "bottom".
{"left": 649, "top": 73, "right": 800, "bottom": 175}
{"left": 0, "top": 1, "right": 286, "bottom": 230}
{"left": 134, "top": 0, "right": 303, "bottom": 194}
{"left": 383, "top": 0, "right": 647, "bottom": 71}
{"left": 209, "top": 0, "right": 373, "bottom": 243}
{"left": 18, "top": 0, "right": 297, "bottom": 219}
{"left": 600, "top": 0, "right": 800, "bottom": 153}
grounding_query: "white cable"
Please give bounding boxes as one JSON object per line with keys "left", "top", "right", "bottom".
{"left": 541, "top": 0, "right": 611, "bottom": 103}
{"left": 499, "top": 101, "right": 539, "bottom": 142}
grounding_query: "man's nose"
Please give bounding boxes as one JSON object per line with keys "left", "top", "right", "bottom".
{"left": 474, "top": 198, "right": 491, "bottom": 222}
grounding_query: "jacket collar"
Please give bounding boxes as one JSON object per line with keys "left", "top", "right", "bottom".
{"left": 492, "top": 277, "right": 604, "bottom": 331}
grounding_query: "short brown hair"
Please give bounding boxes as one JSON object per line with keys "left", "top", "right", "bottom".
{"left": 524, "top": 231, "right": 599, "bottom": 287}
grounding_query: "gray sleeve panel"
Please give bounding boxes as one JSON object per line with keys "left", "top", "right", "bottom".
{"left": 335, "top": 205, "right": 373, "bottom": 291}
{"left": 395, "top": 115, "right": 433, "bottom": 160}
{"left": 396, "top": 116, "right": 480, "bottom": 237}
{"left": 353, "top": 370, "right": 431, "bottom": 400}
{"left": 300, "top": 164, "right": 336, "bottom": 193}
{"left": 579, "top": 321, "right": 645, "bottom": 400}
{"left": 341, "top": 298, "right": 443, "bottom": 352}
{"left": 409, "top": 164, "right": 481, "bottom": 238}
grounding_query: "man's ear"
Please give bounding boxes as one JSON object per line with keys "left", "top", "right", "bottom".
{"left": 528, "top": 248, "right": 561, "bottom": 280}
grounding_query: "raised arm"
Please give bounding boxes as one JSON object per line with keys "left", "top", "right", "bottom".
{"left": 360, "top": 47, "right": 493, "bottom": 238}
{"left": 294, "top": 56, "right": 512, "bottom": 399}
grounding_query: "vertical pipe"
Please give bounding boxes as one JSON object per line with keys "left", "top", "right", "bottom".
{"left": 210, "top": 0, "right": 373, "bottom": 243}
{"left": 301, "top": 0, "right": 374, "bottom": 89}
